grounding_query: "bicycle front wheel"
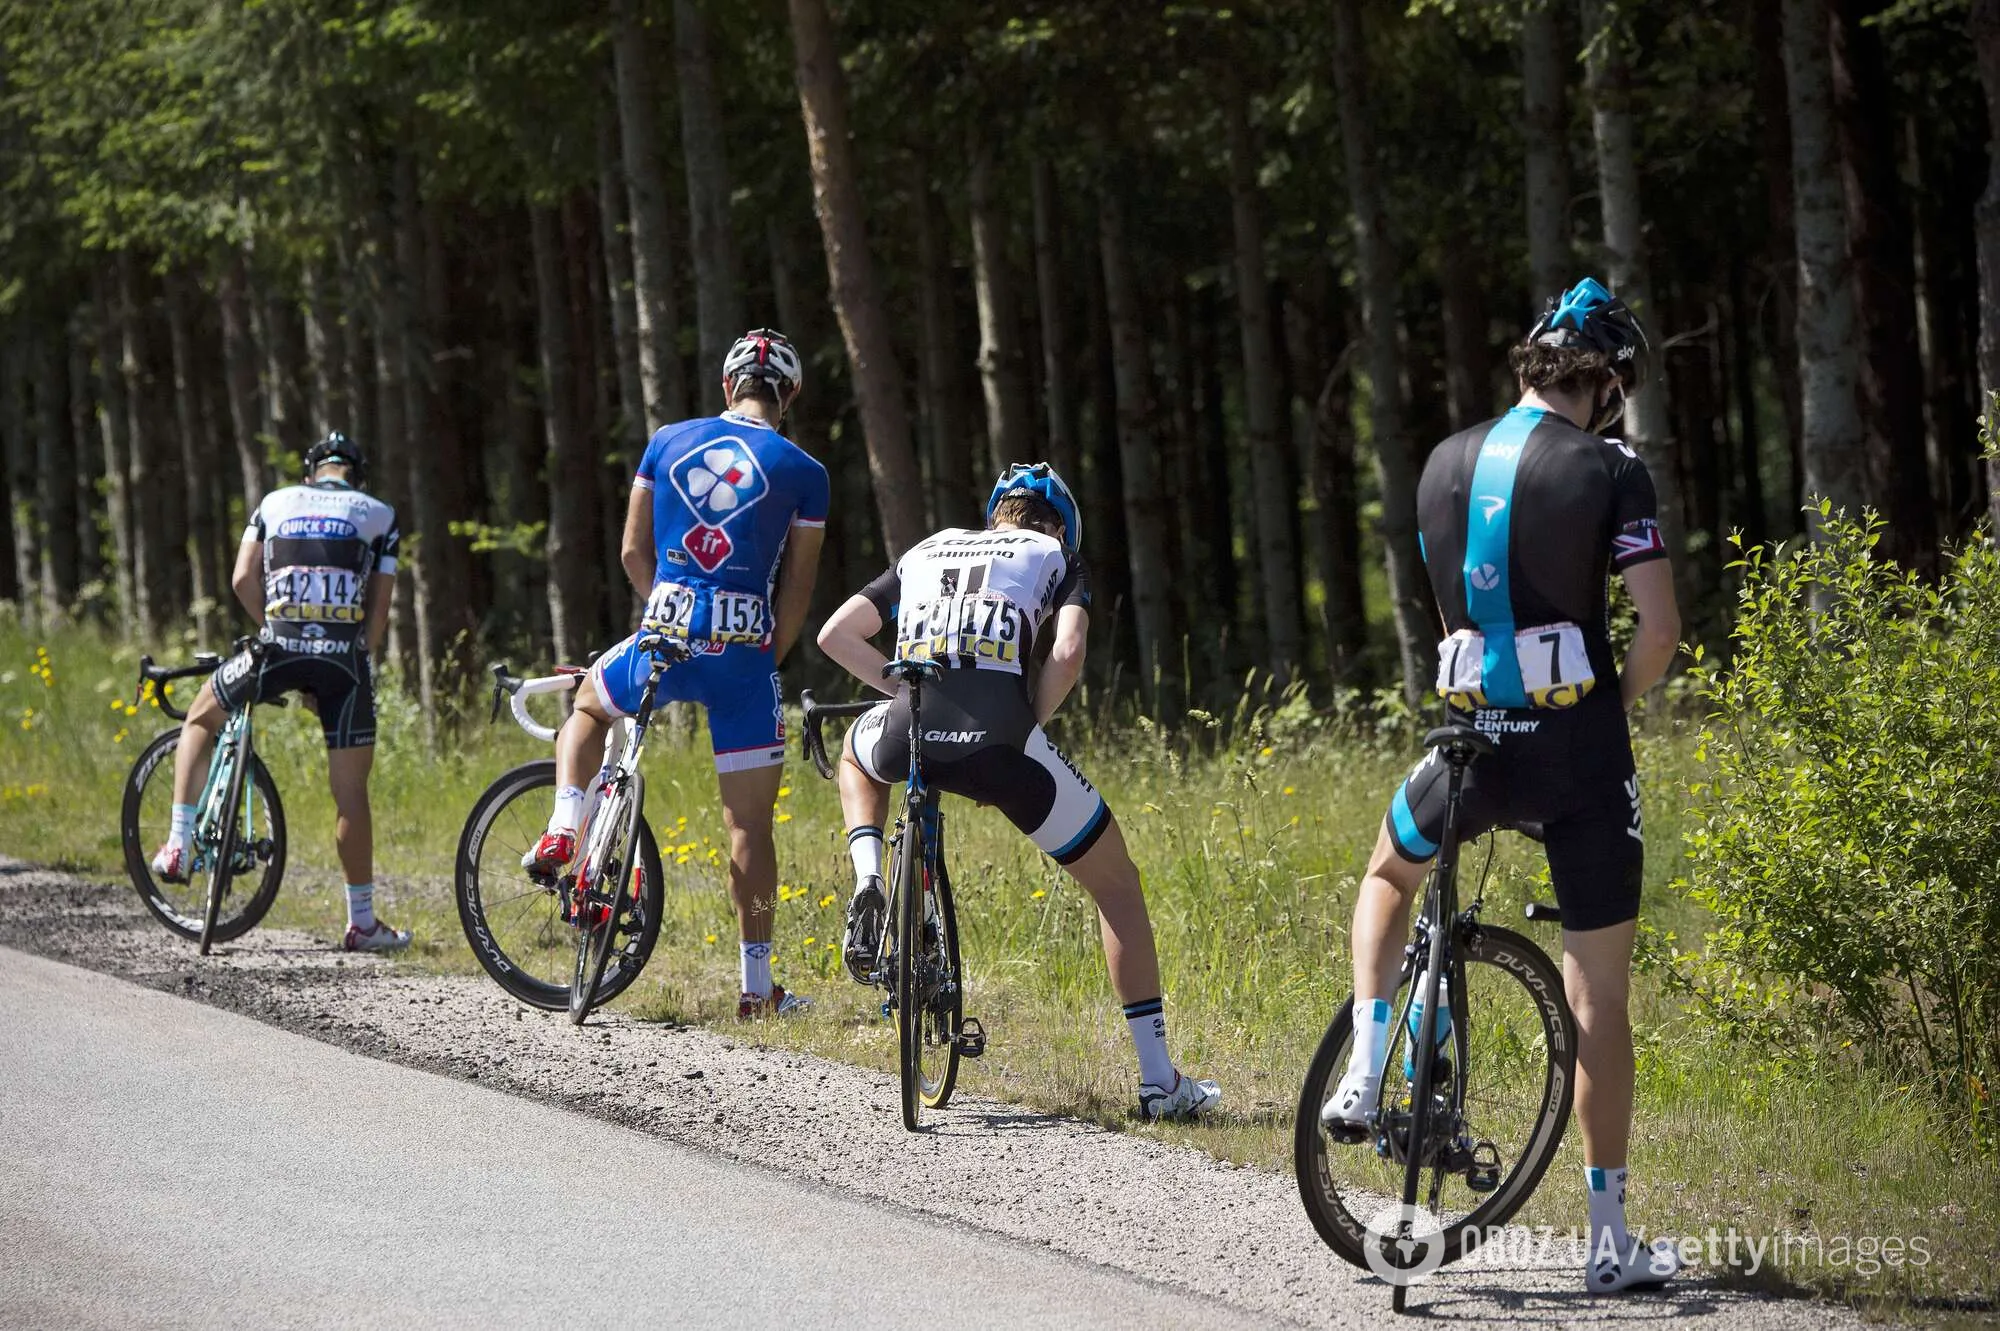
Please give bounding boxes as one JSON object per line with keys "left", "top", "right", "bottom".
{"left": 121, "top": 729, "right": 287, "bottom": 946}
{"left": 456, "top": 760, "right": 665, "bottom": 1011}
{"left": 1294, "top": 925, "right": 1575, "bottom": 1275}
{"left": 915, "top": 849, "right": 965, "bottom": 1111}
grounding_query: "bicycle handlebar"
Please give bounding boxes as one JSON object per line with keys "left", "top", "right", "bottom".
{"left": 489, "top": 661, "right": 584, "bottom": 744}
{"left": 800, "top": 689, "right": 878, "bottom": 780}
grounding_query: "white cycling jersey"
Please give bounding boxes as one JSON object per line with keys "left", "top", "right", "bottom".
{"left": 244, "top": 481, "right": 400, "bottom": 652}
{"left": 859, "top": 527, "right": 1090, "bottom": 676}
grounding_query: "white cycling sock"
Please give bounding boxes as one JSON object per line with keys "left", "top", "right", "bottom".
{"left": 168, "top": 802, "right": 196, "bottom": 847}
{"left": 741, "top": 940, "right": 773, "bottom": 999}
{"left": 346, "top": 882, "right": 376, "bottom": 932}
{"left": 847, "top": 825, "right": 883, "bottom": 887}
{"left": 1123, "top": 997, "right": 1175, "bottom": 1088}
{"left": 1348, "top": 998, "right": 1393, "bottom": 1080}
{"left": 1586, "top": 1165, "right": 1631, "bottom": 1266}
{"left": 550, "top": 785, "right": 584, "bottom": 834}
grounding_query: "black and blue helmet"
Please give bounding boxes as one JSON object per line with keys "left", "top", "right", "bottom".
{"left": 1525, "top": 277, "right": 1651, "bottom": 391}
{"left": 985, "top": 462, "right": 1081, "bottom": 552}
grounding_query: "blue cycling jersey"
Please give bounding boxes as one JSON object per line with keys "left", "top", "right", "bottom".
{"left": 631, "top": 410, "right": 829, "bottom": 643}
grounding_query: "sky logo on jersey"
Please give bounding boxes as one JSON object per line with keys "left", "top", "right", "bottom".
{"left": 277, "top": 515, "right": 358, "bottom": 539}
{"left": 670, "top": 439, "right": 768, "bottom": 526}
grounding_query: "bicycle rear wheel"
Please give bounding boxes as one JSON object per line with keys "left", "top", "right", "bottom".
{"left": 1294, "top": 925, "right": 1575, "bottom": 1277}
{"left": 198, "top": 745, "right": 251, "bottom": 955}
{"left": 121, "top": 729, "right": 287, "bottom": 946}
{"left": 569, "top": 777, "right": 645, "bottom": 1026}
{"left": 914, "top": 843, "right": 964, "bottom": 1111}
{"left": 455, "top": 760, "right": 664, "bottom": 1011}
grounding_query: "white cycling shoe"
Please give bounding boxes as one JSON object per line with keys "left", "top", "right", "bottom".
{"left": 151, "top": 841, "right": 191, "bottom": 884}
{"left": 343, "top": 920, "right": 412, "bottom": 953}
{"left": 1320, "top": 1068, "right": 1380, "bottom": 1141}
{"left": 1138, "top": 1070, "right": 1222, "bottom": 1121}
{"left": 1588, "top": 1236, "right": 1684, "bottom": 1294}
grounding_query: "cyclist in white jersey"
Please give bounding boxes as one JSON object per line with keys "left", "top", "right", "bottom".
{"left": 816, "top": 463, "right": 1221, "bottom": 1122}
{"left": 149, "top": 434, "right": 409, "bottom": 952}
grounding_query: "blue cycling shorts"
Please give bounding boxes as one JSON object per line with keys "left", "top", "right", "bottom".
{"left": 588, "top": 633, "right": 785, "bottom": 773}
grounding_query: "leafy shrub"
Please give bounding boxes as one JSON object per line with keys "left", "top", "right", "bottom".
{"left": 1673, "top": 507, "right": 2000, "bottom": 1143}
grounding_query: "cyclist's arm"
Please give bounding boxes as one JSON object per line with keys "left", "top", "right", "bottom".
{"left": 1618, "top": 559, "right": 1680, "bottom": 708}
{"left": 620, "top": 486, "right": 655, "bottom": 601}
{"left": 816, "top": 594, "right": 897, "bottom": 698}
{"left": 770, "top": 522, "right": 825, "bottom": 665}
{"left": 1033, "top": 604, "right": 1088, "bottom": 724}
{"left": 363, "top": 573, "right": 394, "bottom": 657}
{"left": 231, "top": 540, "right": 265, "bottom": 629}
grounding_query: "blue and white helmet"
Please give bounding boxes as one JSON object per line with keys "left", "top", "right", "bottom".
{"left": 985, "top": 462, "right": 1082, "bottom": 552}
{"left": 1525, "top": 277, "right": 1650, "bottom": 391}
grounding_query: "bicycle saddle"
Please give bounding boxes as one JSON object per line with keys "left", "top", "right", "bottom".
{"left": 882, "top": 657, "right": 943, "bottom": 683}
{"left": 1423, "top": 723, "right": 1496, "bottom": 757}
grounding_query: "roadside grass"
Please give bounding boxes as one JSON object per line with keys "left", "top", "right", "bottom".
{"left": 4, "top": 619, "right": 1993, "bottom": 1308}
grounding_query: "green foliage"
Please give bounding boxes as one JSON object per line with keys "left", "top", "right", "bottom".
{"left": 1675, "top": 509, "right": 2000, "bottom": 1145}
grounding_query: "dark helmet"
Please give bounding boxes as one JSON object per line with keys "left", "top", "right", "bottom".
{"left": 1524, "top": 277, "right": 1651, "bottom": 392}
{"left": 722, "top": 328, "right": 804, "bottom": 413}
{"left": 304, "top": 431, "right": 366, "bottom": 485}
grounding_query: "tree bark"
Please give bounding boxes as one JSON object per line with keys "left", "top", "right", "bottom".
{"left": 417, "top": 192, "right": 480, "bottom": 714}
{"left": 1523, "top": 0, "right": 1572, "bottom": 308}
{"left": 788, "top": 0, "right": 926, "bottom": 553}
{"left": 1908, "top": 112, "right": 1979, "bottom": 534}
{"left": 1224, "top": 75, "right": 1304, "bottom": 682}
{"left": 217, "top": 248, "right": 270, "bottom": 513}
{"left": 968, "top": 136, "right": 1035, "bottom": 474}
{"left": 1726, "top": 249, "right": 1770, "bottom": 547}
{"left": 117, "top": 253, "right": 166, "bottom": 638}
{"left": 1831, "top": 0, "right": 1933, "bottom": 568}
{"left": 365, "top": 157, "right": 419, "bottom": 673}
{"left": 1979, "top": 0, "right": 2000, "bottom": 531}
{"left": 67, "top": 310, "right": 104, "bottom": 600}
{"left": 1332, "top": 0, "right": 1429, "bottom": 705}
{"left": 916, "top": 184, "right": 973, "bottom": 527}
{"left": 599, "top": 117, "right": 650, "bottom": 452}
{"left": 91, "top": 263, "right": 138, "bottom": 624}
{"left": 1097, "top": 188, "right": 1173, "bottom": 705}
{"left": 32, "top": 334, "right": 78, "bottom": 618}
{"left": 1585, "top": 2, "right": 1690, "bottom": 576}
{"left": 676, "top": 0, "right": 745, "bottom": 413}
{"left": 302, "top": 261, "right": 345, "bottom": 436}
{"left": 0, "top": 337, "right": 36, "bottom": 622}
{"left": 1753, "top": 0, "right": 1807, "bottom": 529}
{"left": 1030, "top": 158, "right": 1079, "bottom": 482}
{"left": 259, "top": 287, "right": 306, "bottom": 468}
{"left": 1441, "top": 216, "right": 1494, "bottom": 430}
{"left": 613, "top": 0, "right": 689, "bottom": 430}
{"left": 1783, "top": 0, "right": 1869, "bottom": 529}
{"left": 532, "top": 203, "right": 598, "bottom": 665}
{"left": 166, "top": 273, "right": 221, "bottom": 640}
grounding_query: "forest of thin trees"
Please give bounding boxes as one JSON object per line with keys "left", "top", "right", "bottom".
{"left": 1, "top": 0, "right": 1996, "bottom": 717}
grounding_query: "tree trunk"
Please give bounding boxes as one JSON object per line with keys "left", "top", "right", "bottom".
{"left": 916, "top": 184, "right": 973, "bottom": 527}
{"left": 1, "top": 338, "right": 36, "bottom": 622}
{"left": 1332, "top": 0, "right": 1429, "bottom": 705}
{"left": 1195, "top": 285, "right": 1239, "bottom": 651}
{"left": 302, "top": 261, "right": 346, "bottom": 436}
{"left": 91, "top": 263, "right": 139, "bottom": 624}
{"left": 1096, "top": 188, "right": 1173, "bottom": 706}
{"left": 968, "top": 137, "right": 1035, "bottom": 474}
{"left": 1978, "top": 0, "right": 2000, "bottom": 531}
{"left": 1522, "top": 0, "right": 1572, "bottom": 307}
{"left": 1783, "top": 0, "right": 1869, "bottom": 529}
{"left": 1081, "top": 230, "right": 1131, "bottom": 675}
{"left": 1441, "top": 216, "right": 1494, "bottom": 430}
{"left": 1908, "top": 113, "right": 1979, "bottom": 535}
{"left": 67, "top": 310, "right": 104, "bottom": 601}
{"left": 532, "top": 204, "right": 597, "bottom": 665}
{"left": 612, "top": 0, "right": 689, "bottom": 430}
{"left": 418, "top": 193, "right": 480, "bottom": 715}
{"left": 1754, "top": 0, "right": 1807, "bottom": 530}
{"left": 676, "top": 0, "right": 745, "bottom": 413}
{"left": 217, "top": 249, "right": 270, "bottom": 514}
{"left": 1831, "top": 0, "right": 1934, "bottom": 568}
{"left": 118, "top": 253, "right": 166, "bottom": 638}
{"left": 365, "top": 159, "right": 419, "bottom": 675}
{"left": 1727, "top": 249, "right": 1770, "bottom": 547}
{"left": 260, "top": 287, "right": 306, "bottom": 469}
{"left": 32, "top": 335, "right": 78, "bottom": 619}
{"left": 599, "top": 117, "right": 650, "bottom": 452}
{"left": 1585, "top": 2, "right": 1690, "bottom": 577}
{"left": 1030, "top": 158, "right": 1079, "bottom": 482}
{"left": 166, "top": 273, "right": 221, "bottom": 640}
{"left": 787, "top": 0, "right": 926, "bottom": 553}
{"left": 1224, "top": 75, "right": 1303, "bottom": 682}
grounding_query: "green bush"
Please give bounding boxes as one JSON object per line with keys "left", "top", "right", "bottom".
{"left": 1674, "top": 507, "right": 2000, "bottom": 1144}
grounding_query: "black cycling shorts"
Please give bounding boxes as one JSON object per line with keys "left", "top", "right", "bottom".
{"left": 1383, "top": 689, "right": 1642, "bottom": 932}
{"left": 847, "top": 669, "right": 1110, "bottom": 864}
{"left": 210, "top": 639, "right": 378, "bottom": 750}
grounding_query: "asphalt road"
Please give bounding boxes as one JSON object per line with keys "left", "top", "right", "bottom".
{"left": 0, "top": 947, "right": 1267, "bottom": 1330}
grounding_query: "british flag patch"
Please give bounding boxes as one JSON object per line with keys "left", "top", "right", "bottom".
{"left": 1613, "top": 519, "right": 1666, "bottom": 565}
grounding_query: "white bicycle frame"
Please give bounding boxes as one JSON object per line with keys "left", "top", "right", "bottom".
{"left": 499, "top": 670, "right": 653, "bottom": 908}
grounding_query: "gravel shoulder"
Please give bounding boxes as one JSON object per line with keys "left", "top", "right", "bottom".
{"left": 0, "top": 857, "right": 1869, "bottom": 1329}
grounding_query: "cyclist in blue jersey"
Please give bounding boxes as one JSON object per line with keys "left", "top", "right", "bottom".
{"left": 1320, "top": 281, "right": 1684, "bottom": 1293}
{"left": 523, "top": 329, "right": 828, "bottom": 1018}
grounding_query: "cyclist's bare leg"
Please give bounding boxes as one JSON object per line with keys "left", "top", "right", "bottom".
{"left": 835, "top": 748, "right": 890, "bottom": 831}
{"left": 169, "top": 680, "right": 229, "bottom": 807}
{"left": 553, "top": 677, "right": 615, "bottom": 795}
{"left": 1057, "top": 813, "right": 1162, "bottom": 1005}
{"left": 327, "top": 745, "right": 375, "bottom": 884}
{"left": 1562, "top": 919, "right": 1636, "bottom": 1168}
{"left": 717, "top": 763, "right": 782, "bottom": 989}
{"left": 1349, "top": 824, "right": 1428, "bottom": 1003}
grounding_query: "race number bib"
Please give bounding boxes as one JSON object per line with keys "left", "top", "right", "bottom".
{"left": 1436, "top": 622, "right": 1596, "bottom": 710}
{"left": 266, "top": 568, "right": 365, "bottom": 624}
{"left": 900, "top": 591, "right": 1024, "bottom": 669}
{"left": 642, "top": 581, "right": 767, "bottom": 646}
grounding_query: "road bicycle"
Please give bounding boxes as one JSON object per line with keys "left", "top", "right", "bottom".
{"left": 120, "top": 642, "right": 290, "bottom": 955}
{"left": 1294, "top": 723, "right": 1576, "bottom": 1312}
{"left": 455, "top": 637, "right": 682, "bottom": 1023}
{"left": 803, "top": 658, "right": 986, "bottom": 1132}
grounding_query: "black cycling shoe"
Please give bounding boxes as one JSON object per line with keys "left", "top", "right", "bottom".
{"left": 842, "top": 877, "right": 885, "bottom": 983}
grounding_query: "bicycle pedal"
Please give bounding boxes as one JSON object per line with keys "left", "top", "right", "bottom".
{"left": 953, "top": 1017, "right": 986, "bottom": 1059}
{"left": 1322, "top": 1117, "right": 1369, "bottom": 1147}
{"left": 1466, "top": 1139, "right": 1502, "bottom": 1193}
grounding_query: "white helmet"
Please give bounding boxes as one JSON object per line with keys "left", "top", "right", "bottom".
{"left": 722, "top": 328, "right": 803, "bottom": 414}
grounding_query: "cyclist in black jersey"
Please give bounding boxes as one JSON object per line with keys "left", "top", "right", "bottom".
{"left": 149, "top": 434, "right": 409, "bottom": 952}
{"left": 1322, "top": 281, "right": 1683, "bottom": 1293}
{"left": 816, "top": 464, "right": 1221, "bottom": 1121}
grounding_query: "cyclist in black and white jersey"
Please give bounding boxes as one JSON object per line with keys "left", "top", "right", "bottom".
{"left": 150, "top": 433, "right": 410, "bottom": 952}
{"left": 816, "top": 463, "right": 1221, "bottom": 1121}
{"left": 1321, "top": 280, "right": 1683, "bottom": 1292}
